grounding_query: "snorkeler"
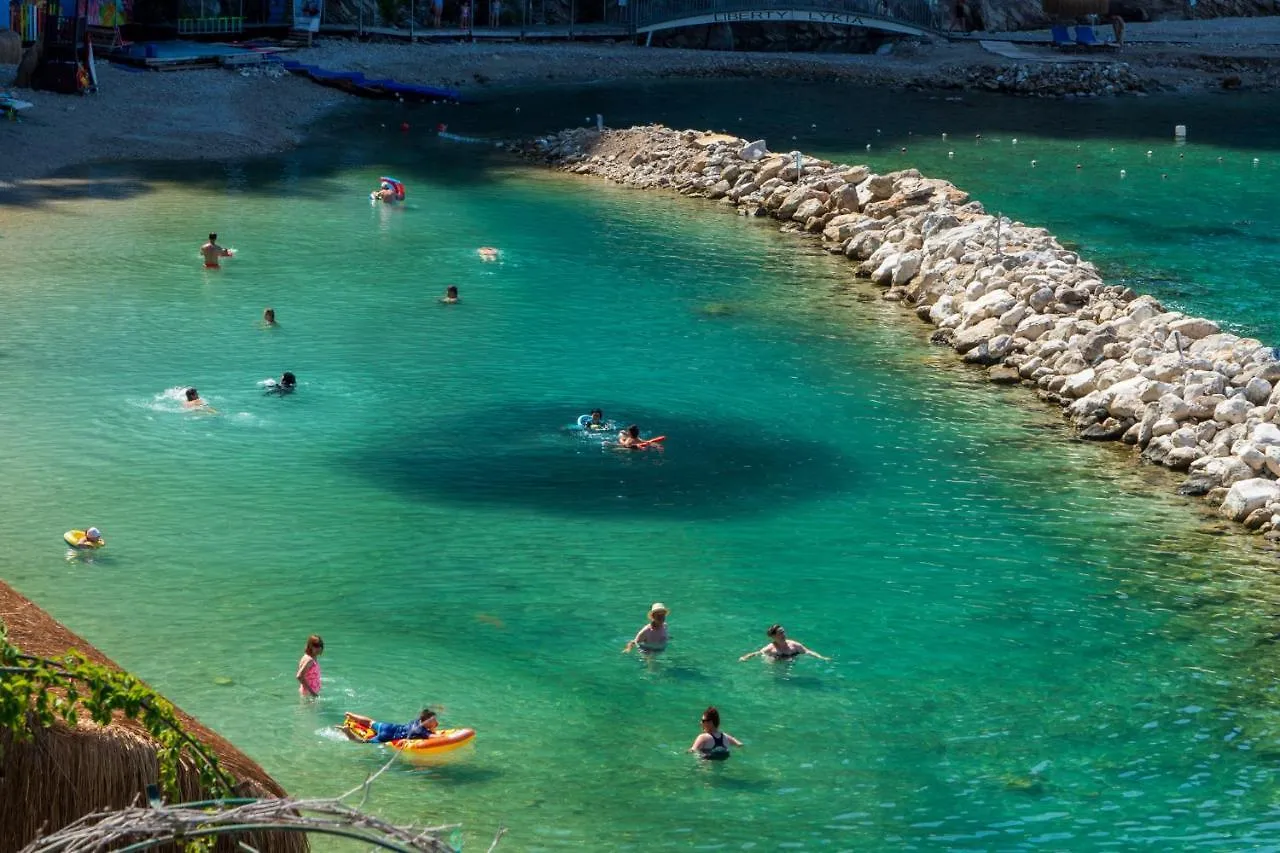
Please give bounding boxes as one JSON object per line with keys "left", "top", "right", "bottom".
{"left": 622, "top": 602, "right": 669, "bottom": 653}
{"left": 441, "top": 286, "right": 459, "bottom": 304}
{"left": 265, "top": 372, "right": 297, "bottom": 396}
{"left": 200, "top": 233, "right": 233, "bottom": 268}
{"left": 342, "top": 709, "right": 438, "bottom": 743}
{"left": 739, "top": 624, "right": 830, "bottom": 662}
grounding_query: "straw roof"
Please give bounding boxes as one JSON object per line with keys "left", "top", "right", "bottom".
{"left": 0, "top": 580, "right": 308, "bottom": 853}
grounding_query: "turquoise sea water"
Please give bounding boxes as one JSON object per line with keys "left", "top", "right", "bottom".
{"left": 4, "top": 83, "right": 1280, "bottom": 849}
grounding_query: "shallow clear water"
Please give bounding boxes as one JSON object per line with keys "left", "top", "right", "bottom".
{"left": 4, "top": 85, "right": 1280, "bottom": 850}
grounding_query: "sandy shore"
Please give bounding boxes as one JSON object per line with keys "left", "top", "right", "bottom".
{"left": 3, "top": 32, "right": 1280, "bottom": 186}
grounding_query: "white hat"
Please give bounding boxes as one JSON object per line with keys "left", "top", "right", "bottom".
{"left": 87, "top": 527, "right": 101, "bottom": 539}
{"left": 381, "top": 181, "right": 391, "bottom": 189}
{"left": 649, "top": 602, "right": 669, "bottom": 616}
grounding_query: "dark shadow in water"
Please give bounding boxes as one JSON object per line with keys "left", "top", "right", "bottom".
{"left": 351, "top": 403, "right": 853, "bottom": 520}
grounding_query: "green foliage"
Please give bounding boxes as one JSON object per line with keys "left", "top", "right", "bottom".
{"left": 0, "top": 621, "right": 232, "bottom": 802}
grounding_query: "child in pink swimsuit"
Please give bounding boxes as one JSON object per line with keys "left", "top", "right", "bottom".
{"left": 296, "top": 634, "right": 324, "bottom": 699}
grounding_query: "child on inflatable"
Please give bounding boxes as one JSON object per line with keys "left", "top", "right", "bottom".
{"left": 343, "top": 709, "right": 438, "bottom": 742}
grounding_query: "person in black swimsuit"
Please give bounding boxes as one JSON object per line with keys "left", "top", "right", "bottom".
{"left": 688, "top": 706, "right": 742, "bottom": 761}
{"left": 739, "top": 624, "right": 830, "bottom": 662}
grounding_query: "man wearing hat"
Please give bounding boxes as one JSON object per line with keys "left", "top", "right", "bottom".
{"left": 622, "top": 602, "right": 669, "bottom": 653}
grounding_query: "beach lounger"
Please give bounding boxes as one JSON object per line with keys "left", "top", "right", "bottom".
{"left": 1074, "top": 24, "right": 1113, "bottom": 47}
{"left": 1050, "top": 25, "right": 1072, "bottom": 47}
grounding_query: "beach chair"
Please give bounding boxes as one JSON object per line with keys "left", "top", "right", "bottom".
{"left": 1050, "top": 25, "right": 1072, "bottom": 47}
{"left": 1074, "top": 24, "right": 1112, "bottom": 47}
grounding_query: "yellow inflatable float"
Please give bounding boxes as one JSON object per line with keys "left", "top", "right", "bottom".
{"left": 341, "top": 716, "right": 475, "bottom": 755}
{"left": 64, "top": 529, "right": 105, "bottom": 549}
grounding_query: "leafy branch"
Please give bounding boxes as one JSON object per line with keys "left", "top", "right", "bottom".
{"left": 0, "top": 621, "right": 233, "bottom": 801}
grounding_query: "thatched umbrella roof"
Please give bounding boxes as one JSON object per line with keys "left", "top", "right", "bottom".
{"left": 0, "top": 580, "right": 307, "bottom": 853}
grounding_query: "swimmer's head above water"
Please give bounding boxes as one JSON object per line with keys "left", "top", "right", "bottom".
{"left": 185, "top": 387, "right": 200, "bottom": 403}
{"left": 281, "top": 371, "right": 296, "bottom": 388}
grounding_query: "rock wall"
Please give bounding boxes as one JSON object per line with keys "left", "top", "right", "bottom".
{"left": 518, "top": 125, "right": 1280, "bottom": 539}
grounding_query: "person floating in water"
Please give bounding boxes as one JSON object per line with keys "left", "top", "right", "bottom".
{"left": 739, "top": 624, "right": 830, "bottom": 662}
{"left": 617, "top": 424, "right": 642, "bottom": 448}
{"left": 200, "top": 233, "right": 233, "bottom": 268}
{"left": 70, "top": 527, "right": 104, "bottom": 548}
{"left": 342, "top": 709, "right": 438, "bottom": 742}
{"left": 184, "top": 387, "right": 208, "bottom": 409}
{"left": 622, "top": 602, "right": 669, "bottom": 653}
{"left": 372, "top": 181, "right": 398, "bottom": 203}
{"left": 688, "top": 706, "right": 742, "bottom": 761}
{"left": 477, "top": 247, "right": 499, "bottom": 262}
{"left": 586, "top": 409, "right": 609, "bottom": 431}
{"left": 441, "top": 285, "right": 459, "bottom": 304}
{"left": 263, "top": 307, "right": 277, "bottom": 326}
{"left": 265, "top": 372, "right": 297, "bottom": 396}
{"left": 296, "top": 634, "right": 324, "bottom": 700}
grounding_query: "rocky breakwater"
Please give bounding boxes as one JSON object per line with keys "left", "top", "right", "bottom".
{"left": 519, "top": 124, "right": 1280, "bottom": 538}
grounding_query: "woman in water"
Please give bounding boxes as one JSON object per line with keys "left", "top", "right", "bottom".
{"left": 296, "top": 634, "right": 324, "bottom": 699}
{"left": 372, "top": 181, "right": 398, "bottom": 203}
{"left": 622, "top": 602, "right": 669, "bottom": 653}
{"left": 740, "top": 624, "right": 830, "bottom": 662}
{"left": 343, "top": 708, "right": 438, "bottom": 742}
{"left": 263, "top": 307, "right": 277, "bottom": 326}
{"left": 688, "top": 706, "right": 742, "bottom": 761}
{"left": 441, "top": 285, "right": 459, "bottom": 304}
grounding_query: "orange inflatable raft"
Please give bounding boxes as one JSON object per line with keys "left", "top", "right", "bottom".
{"left": 341, "top": 717, "right": 475, "bottom": 755}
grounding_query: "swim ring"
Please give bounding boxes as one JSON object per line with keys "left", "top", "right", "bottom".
{"left": 342, "top": 718, "right": 475, "bottom": 755}
{"left": 64, "top": 530, "right": 105, "bottom": 549}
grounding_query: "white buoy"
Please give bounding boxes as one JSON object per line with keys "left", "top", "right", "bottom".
{"left": 876, "top": 128, "right": 882, "bottom": 134}
{"left": 1175, "top": 124, "right": 1187, "bottom": 139}
{"left": 1120, "top": 169, "right": 1127, "bottom": 178}
{"left": 596, "top": 114, "right": 603, "bottom": 132}
{"left": 942, "top": 132, "right": 948, "bottom": 139}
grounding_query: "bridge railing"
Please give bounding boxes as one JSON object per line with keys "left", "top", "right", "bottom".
{"left": 631, "top": 0, "right": 946, "bottom": 33}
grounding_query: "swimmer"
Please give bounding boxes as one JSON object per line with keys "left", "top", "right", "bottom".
{"left": 739, "top": 624, "right": 830, "bottom": 662}
{"left": 617, "top": 424, "right": 642, "bottom": 448}
{"left": 71, "top": 527, "right": 104, "bottom": 547}
{"left": 200, "top": 233, "right": 233, "bottom": 268}
{"left": 265, "top": 372, "right": 297, "bottom": 396}
{"left": 688, "top": 706, "right": 742, "bottom": 761}
{"left": 477, "top": 247, "right": 499, "bottom": 261}
{"left": 263, "top": 307, "right": 277, "bottom": 326}
{"left": 342, "top": 709, "right": 438, "bottom": 743}
{"left": 586, "top": 408, "right": 607, "bottom": 431}
{"left": 183, "top": 387, "right": 207, "bottom": 409}
{"left": 371, "top": 181, "right": 398, "bottom": 203}
{"left": 441, "top": 285, "right": 460, "bottom": 304}
{"left": 622, "top": 602, "right": 669, "bottom": 653}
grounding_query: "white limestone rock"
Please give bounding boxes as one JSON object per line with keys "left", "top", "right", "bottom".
{"left": 1252, "top": 423, "right": 1280, "bottom": 446}
{"left": 1062, "top": 367, "right": 1098, "bottom": 399}
{"left": 1245, "top": 376, "right": 1273, "bottom": 406}
{"left": 1220, "top": 478, "right": 1280, "bottom": 522}
{"left": 1169, "top": 317, "right": 1221, "bottom": 341}
{"left": 739, "top": 140, "right": 769, "bottom": 162}
{"left": 1214, "top": 397, "right": 1254, "bottom": 425}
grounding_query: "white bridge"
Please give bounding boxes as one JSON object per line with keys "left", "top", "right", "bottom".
{"left": 631, "top": 0, "right": 946, "bottom": 37}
